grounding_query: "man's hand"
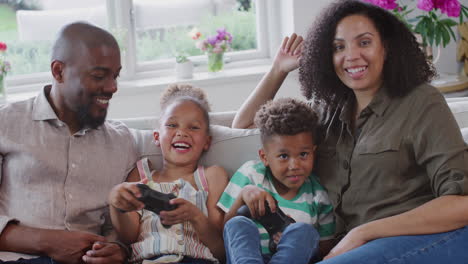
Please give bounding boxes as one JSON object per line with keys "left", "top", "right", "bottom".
{"left": 82, "top": 242, "right": 127, "bottom": 264}
{"left": 41, "top": 230, "right": 106, "bottom": 264}
{"left": 241, "top": 185, "right": 276, "bottom": 218}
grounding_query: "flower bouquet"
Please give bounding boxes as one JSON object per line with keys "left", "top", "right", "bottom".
{"left": 364, "top": 0, "right": 467, "bottom": 49}
{"left": 0, "top": 42, "right": 11, "bottom": 99}
{"left": 190, "top": 28, "right": 233, "bottom": 72}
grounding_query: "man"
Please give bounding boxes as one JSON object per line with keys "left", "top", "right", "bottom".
{"left": 0, "top": 22, "right": 137, "bottom": 264}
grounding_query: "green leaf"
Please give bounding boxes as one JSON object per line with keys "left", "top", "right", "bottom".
{"left": 434, "top": 23, "right": 443, "bottom": 47}
{"left": 440, "top": 26, "right": 450, "bottom": 47}
{"left": 443, "top": 23, "right": 456, "bottom": 42}
{"left": 427, "top": 19, "right": 435, "bottom": 47}
{"left": 440, "top": 19, "right": 458, "bottom": 27}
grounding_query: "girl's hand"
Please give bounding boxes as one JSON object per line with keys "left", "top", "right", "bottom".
{"left": 241, "top": 185, "right": 277, "bottom": 219}
{"left": 159, "top": 198, "right": 202, "bottom": 225}
{"left": 273, "top": 33, "right": 304, "bottom": 74}
{"left": 323, "top": 227, "right": 370, "bottom": 260}
{"left": 108, "top": 182, "right": 145, "bottom": 212}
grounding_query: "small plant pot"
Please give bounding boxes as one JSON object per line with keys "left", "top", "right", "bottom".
{"left": 175, "top": 60, "right": 193, "bottom": 79}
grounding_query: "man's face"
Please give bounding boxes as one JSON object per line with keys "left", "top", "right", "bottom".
{"left": 62, "top": 44, "right": 121, "bottom": 128}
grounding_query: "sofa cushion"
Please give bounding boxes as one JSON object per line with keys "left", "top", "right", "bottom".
{"left": 130, "top": 125, "right": 261, "bottom": 177}
{"left": 447, "top": 101, "right": 468, "bottom": 129}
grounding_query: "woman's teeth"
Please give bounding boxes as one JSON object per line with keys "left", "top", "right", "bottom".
{"left": 346, "top": 66, "right": 367, "bottom": 73}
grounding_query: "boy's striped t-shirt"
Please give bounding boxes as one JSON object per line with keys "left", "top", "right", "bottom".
{"left": 217, "top": 160, "right": 335, "bottom": 254}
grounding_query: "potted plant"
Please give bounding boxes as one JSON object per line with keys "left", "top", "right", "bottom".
{"left": 0, "top": 42, "right": 11, "bottom": 103}
{"left": 190, "top": 27, "right": 233, "bottom": 72}
{"left": 364, "top": 0, "right": 468, "bottom": 62}
{"left": 175, "top": 53, "right": 193, "bottom": 79}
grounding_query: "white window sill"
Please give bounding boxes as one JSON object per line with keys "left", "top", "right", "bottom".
{"left": 3, "top": 59, "right": 273, "bottom": 103}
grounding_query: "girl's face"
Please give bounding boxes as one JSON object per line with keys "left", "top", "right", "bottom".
{"left": 154, "top": 100, "right": 211, "bottom": 167}
{"left": 332, "top": 14, "right": 386, "bottom": 95}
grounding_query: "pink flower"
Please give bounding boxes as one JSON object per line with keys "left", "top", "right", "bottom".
{"left": 438, "top": 0, "right": 461, "bottom": 17}
{"left": 417, "top": 0, "right": 435, "bottom": 11}
{"left": 212, "top": 46, "right": 223, "bottom": 54}
{"left": 0, "top": 42, "right": 6, "bottom": 52}
{"left": 364, "top": 0, "right": 398, "bottom": 10}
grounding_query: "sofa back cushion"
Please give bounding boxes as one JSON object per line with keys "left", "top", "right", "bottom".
{"left": 130, "top": 125, "right": 261, "bottom": 177}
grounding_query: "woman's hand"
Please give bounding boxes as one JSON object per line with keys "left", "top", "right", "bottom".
{"left": 323, "top": 227, "right": 370, "bottom": 260}
{"left": 159, "top": 198, "right": 203, "bottom": 225}
{"left": 241, "top": 185, "right": 276, "bottom": 218}
{"left": 273, "top": 33, "right": 303, "bottom": 74}
{"left": 108, "top": 182, "right": 145, "bottom": 213}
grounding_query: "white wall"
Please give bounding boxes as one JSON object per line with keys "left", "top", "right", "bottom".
{"left": 107, "top": 0, "right": 461, "bottom": 120}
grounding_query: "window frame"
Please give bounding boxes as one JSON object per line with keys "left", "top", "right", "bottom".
{"left": 5, "top": 0, "right": 278, "bottom": 93}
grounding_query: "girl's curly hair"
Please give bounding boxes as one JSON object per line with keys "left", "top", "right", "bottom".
{"left": 299, "top": 0, "right": 436, "bottom": 109}
{"left": 254, "top": 98, "right": 318, "bottom": 144}
{"left": 159, "top": 83, "right": 211, "bottom": 128}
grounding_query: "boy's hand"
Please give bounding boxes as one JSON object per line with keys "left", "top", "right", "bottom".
{"left": 108, "top": 182, "right": 145, "bottom": 212}
{"left": 241, "top": 185, "right": 277, "bottom": 218}
{"left": 159, "top": 198, "right": 202, "bottom": 225}
{"left": 272, "top": 33, "right": 303, "bottom": 74}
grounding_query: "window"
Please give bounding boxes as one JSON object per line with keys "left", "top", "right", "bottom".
{"left": 0, "top": 0, "right": 108, "bottom": 76}
{"left": 0, "top": 0, "right": 271, "bottom": 92}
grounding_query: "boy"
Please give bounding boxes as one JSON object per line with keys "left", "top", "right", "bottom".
{"left": 217, "top": 98, "right": 335, "bottom": 264}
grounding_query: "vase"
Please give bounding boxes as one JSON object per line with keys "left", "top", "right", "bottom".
{"left": 0, "top": 75, "right": 6, "bottom": 104}
{"left": 207, "top": 52, "right": 224, "bottom": 72}
{"left": 175, "top": 60, "right": 193, "bottom": 79}
{"left": 414, "top": 34, "right": 440, "bottom": 64}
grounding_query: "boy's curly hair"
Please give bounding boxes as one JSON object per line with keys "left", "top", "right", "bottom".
{"left": 254, "top": 98, "right": 318, "bottom": 144}
{"left": 159, "top": 83, "right": 211, "bottom": 128}
{"left": 299, "top": 0, "right": 436, "bottom": 110}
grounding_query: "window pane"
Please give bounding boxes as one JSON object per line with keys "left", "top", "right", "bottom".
{"left": 133, "top": 0, "right": 257, "bottom": 62}
{"left": 0, "top": 0, "right": 108, "bottom": 76}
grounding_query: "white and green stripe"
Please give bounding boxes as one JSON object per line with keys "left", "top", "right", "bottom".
{"left": 217, "top": 160, "right": 335, "bottom": 254}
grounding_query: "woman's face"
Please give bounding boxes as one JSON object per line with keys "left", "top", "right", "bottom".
{"left": 332, "top": 14, "right": 386, "bottom": 95}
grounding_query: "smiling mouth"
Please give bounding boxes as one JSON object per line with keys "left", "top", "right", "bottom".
{"left": 345, "top": 66, "right": 367, "bottom": 74}
{"left": 172, "top": 142, "right": 192, "bottom": 150}
{"left": 96, "top": 98, "right": 109, "bottom": 104}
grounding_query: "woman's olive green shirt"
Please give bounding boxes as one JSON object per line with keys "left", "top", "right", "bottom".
{"left": 314, "top": 83, "right": 468, "bottom": 236}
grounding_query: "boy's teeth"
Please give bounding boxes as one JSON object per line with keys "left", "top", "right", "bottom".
{"left": 347, "top": 67, "right": 366, "bottom": 73}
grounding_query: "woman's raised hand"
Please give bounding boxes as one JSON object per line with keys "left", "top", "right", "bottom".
{"left": 273, "top": 33, "right": 303, "bottom": 74}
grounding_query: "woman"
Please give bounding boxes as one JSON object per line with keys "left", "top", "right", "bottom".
{"left": 232, "top": 0, "right": 468, "bottom": 263}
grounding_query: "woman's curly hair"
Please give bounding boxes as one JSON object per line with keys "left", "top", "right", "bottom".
{"left": 299, "top": 0, "right": 436, "bottom": 109}
{"left": 254, "top": 98, "right": 319, "bottom": 144}
{"left": 159, "top": 83, "right": 211, "bottom": 127}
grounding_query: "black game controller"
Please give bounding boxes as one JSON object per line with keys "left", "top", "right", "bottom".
{"left": 236, "top": 201, "right": 296, "bottom": 253}
{"left": 137, "top": 184, "right": 177, "bottom": 227}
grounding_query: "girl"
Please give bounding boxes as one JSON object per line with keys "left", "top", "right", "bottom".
{"left": 108, "top": 84, "right": 229, "bottom": 264}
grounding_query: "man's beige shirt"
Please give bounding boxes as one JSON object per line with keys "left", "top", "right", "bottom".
{"left": 0, "top": 86, "right": 138, "bottom": 260}
{"left": 314, "top": 83, "right": 468, "bottom": 236}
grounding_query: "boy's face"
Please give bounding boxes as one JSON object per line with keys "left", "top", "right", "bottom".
{"left": 259, "top": 132, "right": 316, "bottom": 197}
